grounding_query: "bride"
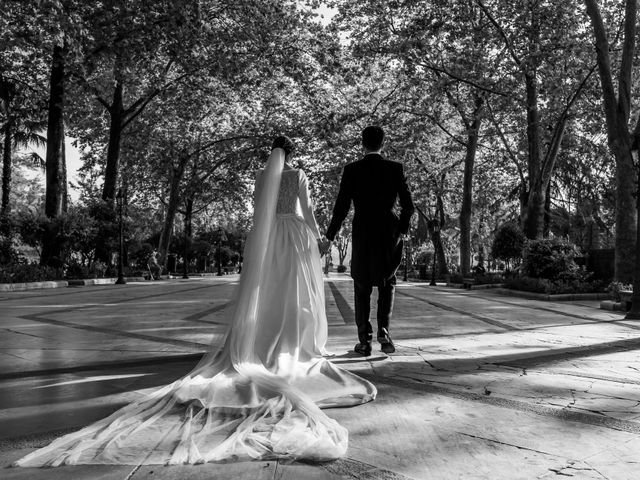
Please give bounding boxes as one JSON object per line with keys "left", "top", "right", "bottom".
{"left": 15, "top": 136, "right": 376, "bottom": 467}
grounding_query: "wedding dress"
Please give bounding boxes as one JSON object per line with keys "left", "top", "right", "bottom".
{"left": 15, "top": 148, "right": 376, "bottom": 467}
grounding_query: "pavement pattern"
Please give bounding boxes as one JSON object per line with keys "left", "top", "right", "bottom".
{"left": 0, "top": 275, "right": 638, "bottom": 479}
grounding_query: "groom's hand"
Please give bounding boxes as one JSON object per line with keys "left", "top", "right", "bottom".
{"left": 317, "top": 237, "right": 331, "bottom": 256}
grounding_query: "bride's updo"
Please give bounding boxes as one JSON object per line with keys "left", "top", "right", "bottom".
{"left": 272, "top": 135, "right": 295, "bottom": 156}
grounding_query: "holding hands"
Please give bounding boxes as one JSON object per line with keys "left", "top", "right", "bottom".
{"left": 317, "top": 236, "right": 332, "bottom": 257}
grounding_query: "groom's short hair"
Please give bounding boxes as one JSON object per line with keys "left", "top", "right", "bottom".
{"left": 362, "top": 126, "right": 384, "bottom": 151}
{"left": 272, "top": 135, "right": 295, "bottom": 156}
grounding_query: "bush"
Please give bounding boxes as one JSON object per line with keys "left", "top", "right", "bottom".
{"left": 337, "top": 264, "right": 347, "bottom": 273}
{"left": 129, "top": 242, "right": 156, "bottom": 269}
{"left": 505, "top": 276, "right": 548, "bottom": 293}
{"left": 521, "top": 238, "right": 583, "bottom": 280}
{"left": 607, "top": 281, "right": 633, "bottom": 302}
{"left": 0, "top": 261, "right": 63, "bottom": 283}
{"left": 448, "top": 273, "right": 464, "bottom": 283}
{"left": 505, "top": 275, "right": 605, "bottom": 294}
{"left": 491, "top": 223, "right": 526, "bottom": 267}
{"left": 414, "top": 250, "right": 433, "bottom": 266}
{"left": 473, "top": 272, "right": 504, "bottom": 285}
{"left": 0, "top": 236, "right": 21, "bottom": 266}
{"left": 15, "top": 207, "right": 101, "bottom": 268}
{"left": 64, "top": 259, "right": 107, "bottom": 279}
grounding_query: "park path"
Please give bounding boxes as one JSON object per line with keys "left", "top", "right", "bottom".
{"left": 0, "top": 275, "right": 638, "bottom": 479}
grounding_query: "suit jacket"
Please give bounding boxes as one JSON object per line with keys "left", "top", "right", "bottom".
{"left": 326, "top": 153, "right": 415, "bottom": 286}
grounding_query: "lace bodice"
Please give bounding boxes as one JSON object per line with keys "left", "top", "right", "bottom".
{"left": 255, "top": 167, "right": 320, "bottom": 239}
{"left": 277, "top": 169, "right": 300, "bottom": 215}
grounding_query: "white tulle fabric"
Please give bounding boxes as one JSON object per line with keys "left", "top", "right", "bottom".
{"left": 15, "top": 148, "right": 376, "bottom": 467}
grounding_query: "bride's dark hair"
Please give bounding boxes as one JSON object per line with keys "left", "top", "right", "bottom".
{"left": 272, "top": 135, "right": 295, "bottom": 156}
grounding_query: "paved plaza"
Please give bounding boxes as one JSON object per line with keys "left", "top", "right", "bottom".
{"left": 0, "top": 275, "right": 639, "bottom": 479}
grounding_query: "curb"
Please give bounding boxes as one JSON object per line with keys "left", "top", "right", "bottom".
{"left": 493, "top": 288, "right": 610, "bottom": 302}
{"left": 447, "top": 283, "right": 505, "bottom": 290}
{"left": 0, "top": 276, "right": 148, "bottom": 292}
{"left": 0, "top": 280, "right": 68, "bottom": 292}
{"left": 67, "top": 277, "right": 147, "bottom": 286}
{"left": 600, "top": 300, "right": 628, "bottom": 312}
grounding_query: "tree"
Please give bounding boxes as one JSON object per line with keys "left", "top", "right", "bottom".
{"left": 71, "top": 0, "right": 206, "bottom": 204}
{"left": 491, "top": 222, "right": 526, "bottom": 270}
{"left": 0, "top": 2, "right": 49, "bottom": 231}
{"left": 475, "top": 0, "right": 596, "bottom": 240}
{"left": 584, "top": 0, "right": 638, "bottom": 283}
{"left": 334, "top": 217, "right": 352, "bottom": 268}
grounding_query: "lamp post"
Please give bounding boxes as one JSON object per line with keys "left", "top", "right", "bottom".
{"left": 238, "top": 233, "right": 245, "bottom": 274}
{"left": 626, "top": 137, "right": 640, "bottom": 319}
{"left": 182, "top": 222, "right": 189, "bottom": 280}
{"left": 430, "top": 220, "right": 440, "bottom": 286}
{"left": 403, "top": 233, "right": 410, "bottom": 282}
{"left": 115, "top": 188, "right": 126, "bottom": 285}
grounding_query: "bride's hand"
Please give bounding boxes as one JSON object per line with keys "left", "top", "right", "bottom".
{"left": 317, "top": 238, "right": 330, "bottom": 256}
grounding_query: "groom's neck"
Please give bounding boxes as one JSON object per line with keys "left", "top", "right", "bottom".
{"left": 363, "top": 148, "right": 381, "bottom": 155}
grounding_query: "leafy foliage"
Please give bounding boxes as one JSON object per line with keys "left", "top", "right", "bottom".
{"left": 505, "top": 276, "right": 605, "bottom": 295}
{"left": 0, "top": 0, "right": 631, "bottom": 283}
{"left": 491, "top": 223, "right": 526, "bottom": 265}
{"left": 521, "top": 238, "right": 583, "bottom": 281}
{"left": 0, "top": 261, "right": 63, "bottom": 284}
{"left": 607, "top": 281, "right": 633, "bottom": 302}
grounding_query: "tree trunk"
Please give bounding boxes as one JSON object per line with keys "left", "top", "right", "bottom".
{"left": 44, "top": 44, "right": 66, "bottom": 219}
{"left": 526, "top": 108, "right": 571, "bottom": 240}
{"left": 585, "top": 0, "right": 637, "bottom": 283}
{"left": 337, "top": 237, "right": 349, "bottom": 265}
{"left": 122, "top": 172, "right": 129, "bottom": 267}
{"left": 61, "top": 137, "right": 67, "bottom": 212}
{"left": 1, "top": 118, "right": 11, "bottom": 218}
{"left": 522, "top": 72, "right": 543, "bottom": 239}
{"left": 612, "top": 139, "right": 637, "bottom": 283}
{"left": 459, "top": 97, "right": 484, "bottom": 276}
{"left": 432, "top": 193, "right": 449, "bottom": 276}
{"left": 432, "top": 231, "right": 448, "bottom": 276}
{"left": 183, "top": 197, "right": 193, "bottom": 277}
{"left": 94, "top": 81, "right": 124, "bottom": 265}
{"left": 41, "top": 43, "right": 67, "bottom": 268}
{"left": 543, "top": 180, "right": 551, "bottom": 237}
{"left": 158, "top": 157, "right": 188, "bottom": 267}
{"left": 102, "top": 80, "right": 124, "bottom": 203}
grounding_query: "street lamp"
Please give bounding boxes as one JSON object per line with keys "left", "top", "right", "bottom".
{"left": 403, "top": 231, "right": 410, "bottom": 282}
{"left": 430, "top": 220, "right": 440, "bottom": 287}
{"left": 115, "top": 188, "right": 126, "bottom": 285}
{"left": 626, "top": 137, "right": 640, "bottom": 319}
{"left": 182, "top": 221, "right": 190, "bottom": 280}
{"left": 238, "top": 233, "right": 245, "bottom": 274}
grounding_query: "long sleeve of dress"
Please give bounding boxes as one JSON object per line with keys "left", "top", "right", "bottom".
{"left": 254, "top": 169, "right": 263, "bottom": 204}
{"left": 298, "top": 170, "right": 321, "bottom": 239}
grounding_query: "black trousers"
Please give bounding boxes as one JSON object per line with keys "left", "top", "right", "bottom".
{"left": 353, "top": 276, "right": 396, "bottom": 344}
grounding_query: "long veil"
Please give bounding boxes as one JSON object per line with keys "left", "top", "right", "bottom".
{"left": 14, "top": 148, "right": 356, "bottom": 467}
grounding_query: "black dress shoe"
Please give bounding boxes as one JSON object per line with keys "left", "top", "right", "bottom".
{"left": 377, "top": 328, "right": 395, "bottom": 354}
{"left": 354, "top": 342, "right": 372, "bottom": 356}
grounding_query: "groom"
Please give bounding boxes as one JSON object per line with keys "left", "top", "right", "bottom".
{"left": 324, "top": 126, "right": 414, "bottom": 356}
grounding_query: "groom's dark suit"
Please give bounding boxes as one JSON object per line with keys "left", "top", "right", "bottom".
{"left": 326, "top": 153, "right": 414, "bottom": 345}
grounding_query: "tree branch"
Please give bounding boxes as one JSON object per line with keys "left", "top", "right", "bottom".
{"left": 418, "top": 62, "right": 509, "bottom": 97}
{"left": 474, "top": 0, "right": 522, "bottom": 68}
{"left": 617, "top": 0, "right": 637, "bottom": 124}
{"left": 486, "top": 99, "right": 525, "bottom": 185}
{"left": 585, "top": 0, "right": 623, "bottom": 140}
{"left": 399, "top": 108, "right": 466, "bottom": 146}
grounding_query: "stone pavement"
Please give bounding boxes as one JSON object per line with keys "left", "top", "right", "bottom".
{"left": 0, "top": 275, "right": 638, "bottom": 479}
